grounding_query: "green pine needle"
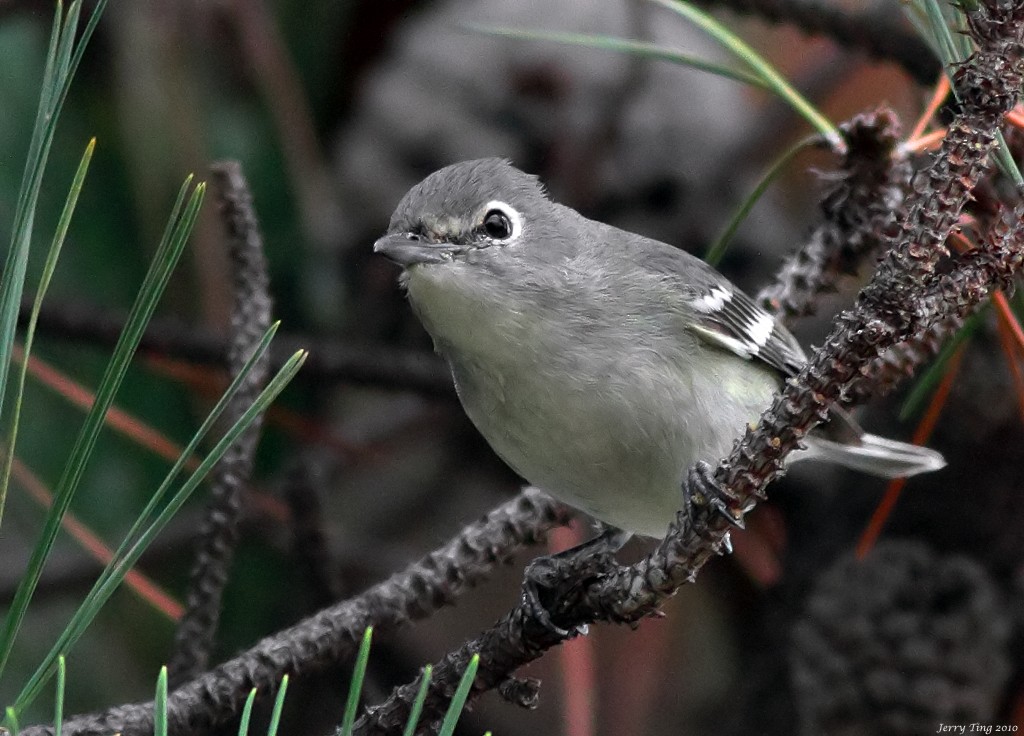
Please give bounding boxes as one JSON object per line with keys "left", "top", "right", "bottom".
{"left": 4, "top": 706, "right": 19, "bottom": 736}
{"left": 0, "top": 137, "right": 95, "bottom": 531}
{"left": 650, "top": 0, "right": 841, "bottom": 148}
{"left": 267, "top": 676, "right": 289, "bottom": 736}
{"left": 237, "top": 689, "right": 258, "bottom": 736}
{"left": 402, "top": 666, "right": 433, "bottom": 736}
{"left": 11, "top": 345, "right": 306, "bottom": 714}
{"left": 154, "top": 667, "right": 169, "bottom": 736}
{"left": 0, "top": 0, "right": 107, "bottom": 431}
{"left": 78, "top": 319, "right": 279, "bottom": 578}
{"left": 339, "top": 627, "right": 374, "bottom": 736}
{"left": 462, "top": 25, "right": 771, "bottom": 90}
{"left": 893, "top": 2, "right": 1024, "bottom": 418}
{"left": 907, "top": 0, "right": 1023, "bottom": 186}
{"left": 920, "top": 0, "right": 962, "bottom": 64}
{"left": 0, "top": 179, "right": 205, "bottom": 683}
{"left": 437, "top": 655, "right": 480, "bottom": 736}
{"left": 53, "top": 656, "right": 65, "bottom": 736}
{"left": 899, "top": 311, "right": 984, "bottom": 420}
{"left": 705, "top": 134, "right": 819, "bottom": 266}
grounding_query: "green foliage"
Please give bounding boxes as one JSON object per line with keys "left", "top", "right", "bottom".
{"left": 266, "top": 676, "right": 288, "bottom": 736}
{"left": 338, "top": 627, "right": 373, "bottom": 736}
{"left": 0, "top": 138, "right": 94, "bottom": 526}
{"left": 40, "top": 634, "right": 479, "bottom": 736}
{"left": 463, "top": 25, "right": 771, "bottom": 89}
{"left": 52, "top": 658, "right": 63, "bottom": 736}
{"left": 401, "top": 665, "right": 433, "bottom": 736}
{"left": 0, "top": 1, "right": 304, "bottom": 729}
{"left": 237, "top": 688, "right": 258, "bottom": 736}
{"left": 154, "top": 667, "right": 168, "bottom": 736}
{"left": 0, "top": 0, "right": 107, "bottom": 445}
{"left": 438, "top": 655, "right": 479, "bottom": 736}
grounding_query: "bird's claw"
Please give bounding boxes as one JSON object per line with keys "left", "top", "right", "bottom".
{"left": 687, "top": 461, "right": 745, "bottom": 530}
{"left": 521, "top": 527, "right": 628, "bottom": 637}
{"left": 720, "top": 531, "right": 733, "bottom": 555}
{"left": 522, "top": 556, "right": 585, "bottom": 638}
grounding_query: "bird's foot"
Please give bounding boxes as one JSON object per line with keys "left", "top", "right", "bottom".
{"left": 521, "top": 526, "right": 630, "bottom": 637}
{"left": 686, "top": 461, "right": 745, "bottom": 531}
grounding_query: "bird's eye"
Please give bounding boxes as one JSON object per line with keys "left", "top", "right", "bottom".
{"left": 483, "top": 210, "right": 512, "bottom": 239}
{"left": 479, "top": 201, "right": 521, "bottom": 242}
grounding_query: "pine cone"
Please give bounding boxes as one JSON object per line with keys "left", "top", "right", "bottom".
{"left": 790, "top": 540, "right": 1011, "bottom": 735}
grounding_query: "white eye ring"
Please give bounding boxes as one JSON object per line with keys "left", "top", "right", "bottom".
{"left": 480, "top": 200, "right": 522, "bottom": 242}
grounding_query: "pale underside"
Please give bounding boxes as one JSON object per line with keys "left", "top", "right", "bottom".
{"left": 405, "top": 258, "right": 779, "bottom": 538}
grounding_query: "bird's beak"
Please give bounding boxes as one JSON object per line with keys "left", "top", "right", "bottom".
{"left": 373, "top": 234, "right": 458, "bottom": 266}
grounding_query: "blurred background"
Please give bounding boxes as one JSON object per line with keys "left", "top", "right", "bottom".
{"left": 2, "top": 0, "right": 1021, "bottom": 734}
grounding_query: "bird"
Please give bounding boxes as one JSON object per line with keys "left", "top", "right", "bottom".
{"left": 374, "top": 158, "right": 945, "bottom": 540}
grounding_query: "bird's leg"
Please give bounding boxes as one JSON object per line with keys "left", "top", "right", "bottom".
{"left": 522, "top": 525, "right": 631, "bottom": 637}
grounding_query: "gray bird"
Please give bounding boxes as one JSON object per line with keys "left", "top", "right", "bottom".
{"left": 374, "top": 158, "right": 945, "bottom": 539}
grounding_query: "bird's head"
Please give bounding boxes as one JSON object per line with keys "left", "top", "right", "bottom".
{"left": 373, "top": 158, "right": 555, "bottom": 268}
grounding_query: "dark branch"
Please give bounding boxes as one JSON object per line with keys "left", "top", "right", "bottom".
{"left": 283, "top": 464, "right": 342, "bottom": 606}
{"left": 168, "top": 162, "right": 274, "bottom": 684}
{"left": 25, "top": 300, "right": 455, "bottom": 397}
{"left": 756, "top": 107, "right": 911, "bottom": 321}
{"left": 22, "top": 489, "right": 573, "bottom": 736}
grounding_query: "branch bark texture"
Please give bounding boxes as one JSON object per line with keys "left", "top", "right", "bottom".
{"left": 22, "top": 490, "right": 571, "bottom": 736}
{"left": 168, "top": 161, "right": 274, "bottom": 684}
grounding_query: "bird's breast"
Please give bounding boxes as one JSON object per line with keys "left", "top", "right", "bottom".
{"left": 402, "top": 261, "right": 778, "bottom": 537}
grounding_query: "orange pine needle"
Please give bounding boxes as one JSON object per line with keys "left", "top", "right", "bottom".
{"left": 909, "top": 76, "right": 950, "bottom": 142}
{"left": 1008, "top": 108, "right": 1024, "bottom": 130}
{"left": 854, "top": 230, "right": 1024, "bottom": 553}
{"left": 10, "top": 455, "right": 184, "bottom": 621}
{"left": 855, "top": 348, "right": 964, "bottom": 559}
{"left": 147, "top": 351, "right": 379, "bottom": 462}
{"left": 14, "top": 345, "right": 199, "bottom": 471}
{"left": 949, "top": 231, "right": 973, "bottom": 253}
{"left": 904, "top": 128, "right": 947, "bottom": 153}
{"left": 143, "top": 355, "right": 225, "bottom": 399}
{"left": 266, "top": 405, "right": 364, "bottom": 458}
{"left": 994, "top": 291, "right": 1024, "bottom": 355}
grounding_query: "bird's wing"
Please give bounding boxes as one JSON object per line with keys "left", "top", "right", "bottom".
{"left": 635, "top": 241, "right": 807, "bottom": 377}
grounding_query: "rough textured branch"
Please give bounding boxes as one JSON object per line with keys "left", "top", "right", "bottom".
{"left": 284, "top": 464, "right": 342, "bottom": 606}
{"left": 756, "top": 107, "right": 911, "bottom": 320}
{"left": 22, "top": 489, "right": 572, "bottom": 736}
{"left": 25, "top": 300, "right": 454, "bottom": 396}
{"left": 168, "top": 162, "right": 274, "bottom": 684}
{"left": 848, "top": 317, "right": 960, "bottom": 404}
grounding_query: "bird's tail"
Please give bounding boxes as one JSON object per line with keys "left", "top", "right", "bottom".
{"left": 801, "top": 407, "right": 946, "bottom": 479}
